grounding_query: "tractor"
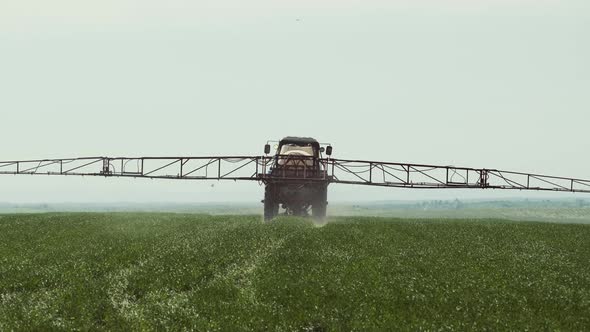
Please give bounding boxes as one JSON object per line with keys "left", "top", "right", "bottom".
{"left": 261, "top": 137, "right": 333, "bottom": 221}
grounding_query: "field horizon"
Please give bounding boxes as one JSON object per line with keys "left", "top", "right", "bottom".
{"left": 2, "top": 198, "right": 590, "bottom": 224}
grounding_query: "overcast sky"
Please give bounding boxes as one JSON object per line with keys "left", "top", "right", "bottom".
{"left": 0, "top": 0, "right": 588, "bottom": 203}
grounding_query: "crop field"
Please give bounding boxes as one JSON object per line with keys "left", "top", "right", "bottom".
{"left": 1, "top": 213, "right": 589, "bottom": 331}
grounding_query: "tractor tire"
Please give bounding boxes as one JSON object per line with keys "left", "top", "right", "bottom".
{"left": 312, "top": 185, "right": 328, "bottom": 220}
{"left": 264, "top": 184, "right": 279, "bottom": 222}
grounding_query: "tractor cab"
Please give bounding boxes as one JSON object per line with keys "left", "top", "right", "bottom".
{"left": 276, "top": 137, "right": 320, "bottom": 167}
{"left": 264, "top": 137, "right": 332, "bottom": 176}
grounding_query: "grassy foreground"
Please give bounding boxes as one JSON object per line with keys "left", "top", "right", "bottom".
{"left": 1, "top": 214, "right": 589, "bottom": 331}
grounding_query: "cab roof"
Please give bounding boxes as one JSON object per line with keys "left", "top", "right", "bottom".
{"left": 280, "top": 136, "right": 319, "bottom": 147}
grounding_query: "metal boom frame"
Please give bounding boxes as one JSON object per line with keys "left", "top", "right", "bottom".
{"left": 2, "top": 156, "right": 590, "bottom": 194}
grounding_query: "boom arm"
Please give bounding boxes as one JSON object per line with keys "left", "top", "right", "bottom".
{"left": 0, "top": 156, "right": 271, "bottom": 181}
{"left": 1, "top": 156, "right": 590, "bottom": 193}
{"left": 326, "top": 159, "right": 590, "bottom": 193}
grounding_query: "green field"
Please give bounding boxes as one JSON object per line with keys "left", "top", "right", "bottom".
{"left": 1, "top": 214, "right": 589, "bottom": 331}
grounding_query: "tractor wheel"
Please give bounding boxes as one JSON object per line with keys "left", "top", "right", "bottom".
{"left": 264, "top": 184, "right": 279, "bottom": 222}
{"left": 312, "top": 185, "right": 328, "bottom": 220}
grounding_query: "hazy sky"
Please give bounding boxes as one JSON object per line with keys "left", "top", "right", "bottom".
{"left": 1, "top": 0, "right": 589, "bottom": 203}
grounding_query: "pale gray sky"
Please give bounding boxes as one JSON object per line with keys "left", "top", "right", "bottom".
{"left": 1, "top": 0, "right": 589, "bottom": 203}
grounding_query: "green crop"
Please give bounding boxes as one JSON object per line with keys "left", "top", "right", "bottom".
{"left": 1, "top": 213, "right": 589, "bottom": 331}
